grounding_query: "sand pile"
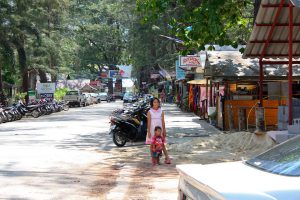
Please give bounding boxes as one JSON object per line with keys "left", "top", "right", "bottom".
{"left": 169, "top": 131, "right": 276, "bottom": 157}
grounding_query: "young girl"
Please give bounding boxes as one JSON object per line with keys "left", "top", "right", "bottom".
{"left": 150, "top": 126, "right": 165, "bottom": 165}
{"left": 146, "top": 97, "right": 171, "bottom": 164}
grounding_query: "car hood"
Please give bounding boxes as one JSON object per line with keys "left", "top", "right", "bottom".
{"left": 177, "top": 162, "right": 300, "bottom": 200}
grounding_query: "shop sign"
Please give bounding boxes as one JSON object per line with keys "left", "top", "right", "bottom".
{"left": 179, "top": 56, "right": 201, "bottom": 67}
{"left": 36, "top": 83, "right": 56, "bottom": 94}
{"left": 40, "top": 93, "right": 54, "bottom": 101}
{"left": 90, "top": 80, "right": 101, "bottom": 87}
{"left": 109, "top": 70, "right": 119, "bottom": 78}
{"left": 100, "top": 72, "right": 108, "bottom": 78}
{"left": 117, "top": 65, "right": 132, "bottom": 78}
{"left": 176, "top": 60, "right": 185, "bottom": 80}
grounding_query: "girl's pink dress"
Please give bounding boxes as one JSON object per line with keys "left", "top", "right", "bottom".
{"left": 146, "top": 108, "right": 163, "bottom": 144}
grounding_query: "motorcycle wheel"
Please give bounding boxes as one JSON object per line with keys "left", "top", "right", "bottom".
{"left": 113, "top": 131, "right": 126, "bottom": 147}
{"left": 63, "top": 105, "right": 69, "bottom": 111}
{"left": 32, "top": 110, "right": 40, "bottom": 118}
{"left": 16, "top": 113, "right": 22, "bottom": 120}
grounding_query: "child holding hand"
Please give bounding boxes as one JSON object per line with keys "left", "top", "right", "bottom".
{"left": 150, "top": 126, "right": 166, "bottom": 165}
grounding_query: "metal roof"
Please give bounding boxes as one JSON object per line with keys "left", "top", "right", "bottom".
{"left": 206, "top": 51, "right": 300, "bottom": 77}
{"left": 243, "top": 0, "right": 300, "bottom": 59}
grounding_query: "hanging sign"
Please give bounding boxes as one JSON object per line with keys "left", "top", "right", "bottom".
{"left": 179, "top": 56, "right": 201, "bottom": 67}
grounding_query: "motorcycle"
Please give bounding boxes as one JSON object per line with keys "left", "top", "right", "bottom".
{"left": 109, "top": 103, "right": 149, "bottom": 147}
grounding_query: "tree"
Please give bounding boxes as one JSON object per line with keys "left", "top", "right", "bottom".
{"left": 136, "top": 0, "right": 254, "bottom": 54}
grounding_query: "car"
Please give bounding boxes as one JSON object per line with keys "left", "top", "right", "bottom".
{"left": 63, "top": 90, "right": 86, "bottom": 107}
{"left": 82, "top": 93, "right": 93, "bottom": 106}
{"left": 123, "top": 92, "right": 137, "bottom": 103}
{"left": 90, "top": 93, "right": 100, "bottom": 104}
{"left": 98, "top": 92, "right": 109, "bottom": 101}
{"left": 177, "top": 135, "right": 300, "bottom": 200}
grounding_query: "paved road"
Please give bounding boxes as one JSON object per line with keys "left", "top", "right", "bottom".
{"left": 0, "top": 101, "right": 122, "bottom": 199}
{"left": 0, "top": 101, "right": 221, "bottom": 200}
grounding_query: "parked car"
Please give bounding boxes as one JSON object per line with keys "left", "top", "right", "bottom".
{"left": 98, "top": 92, "right": 109, "bottom": 101}
{"left": 63, "top": 90, "right": 85, "bottom": 107}
{"left": 82, "top": 93, "right": 93, "bottom": 106}
{"left": 123, "top": 92, "right": 138, "bottom": 103}
{"left": 90, "top": 93, "right": 100, "bottom": 104}
{"left": 177, "top": 135, "right": 300, "bottom": 200}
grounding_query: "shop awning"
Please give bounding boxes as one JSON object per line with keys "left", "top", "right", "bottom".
{"left": 187, "top": 79, "right": 207, "bottom": 85}
{"left": 243, "top": 0, "right": 300, "bottom": 125}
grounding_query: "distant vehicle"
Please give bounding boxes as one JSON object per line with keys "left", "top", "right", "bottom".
{"left": 177, "top": 135, "right": 300, "bottom": 200}
{"left": 107, "top": 93, "right": 115, "bottom": 102}
{"left": 63, "top": 90, "right": 85, "bottom": 107}
{"left": 90, "top": 93, "right": 100, "bottom": 104}
{"left": 123, "top": 92, "right": 138, "bottom": 103}
{"left": 143, "top": 94, "right": 153, "bottom": 100}
{"left": 98, "top": 92, "right": 109, "bottom": 101}
{"left": 82, "top": 93, "right": 92, "bottom": 106}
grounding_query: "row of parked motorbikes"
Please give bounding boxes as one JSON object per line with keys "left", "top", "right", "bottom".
{"left": 0, "top": 99, "right": 69, "bottom": 124}
{"left": 109, "top": 99, "right": 151, "bottom": 147}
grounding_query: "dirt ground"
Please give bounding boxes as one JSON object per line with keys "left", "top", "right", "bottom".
{"left": 95, "top": 131, "right": 276, "bottom": 199}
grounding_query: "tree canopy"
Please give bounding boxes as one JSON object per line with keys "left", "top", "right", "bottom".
{"left": 136, "top": 0, "right": 254, "bottom": 54}
{"left": 0, "top": 0, "right": 255, "bottom": 97}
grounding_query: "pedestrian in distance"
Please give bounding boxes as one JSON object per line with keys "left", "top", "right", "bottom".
{"left": 160, "top": 89, "right": 166, "bottom": 104}
{"left": 150, "top": 126, "right": 166, "bottom": 165}
{"left": 146, "top": 97, "right": 171, "bottom": 164}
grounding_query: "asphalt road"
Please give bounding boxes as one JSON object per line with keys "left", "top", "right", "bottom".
{"left": 0, "top": 101, "right": 122, "bottom": 199}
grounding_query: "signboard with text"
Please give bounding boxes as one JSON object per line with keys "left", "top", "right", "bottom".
{"left": 109, "top": 70, "right": 119, "bottom": 78}
{"left": 40, "top": 93, "right": 54, "bottom": 101}
{"left": 36, "top": 83, "right": 56, "bottom": 94}
{"left": 179, "top": 56, "right": 201, "bottom": 67}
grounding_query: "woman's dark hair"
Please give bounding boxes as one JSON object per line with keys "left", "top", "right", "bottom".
{"left": 154, "top": 126, "right": 162, "bottom": 131}
{"left": 150, "top": 97, "right": 160, "bottom": 108}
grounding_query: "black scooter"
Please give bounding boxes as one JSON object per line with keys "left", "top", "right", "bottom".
{"left": 109, "top": 105, "right": 149, "bottom": 147}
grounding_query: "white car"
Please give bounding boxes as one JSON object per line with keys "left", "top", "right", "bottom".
{"left": 177, "top": 135, "right": 300, "bottom": 200}
{"left": 98, "top": 92, "right": 108, "bottom": 101}
{"left": 90, "top": 93, "right": 100, "bottom": 104}
{"left": 82, "top": 93, "right": 93, "bottom": 106}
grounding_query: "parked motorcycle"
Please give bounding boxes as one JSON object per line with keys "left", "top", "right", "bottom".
{"left": 109, "top": 102, "right": 149, "bottom": 147}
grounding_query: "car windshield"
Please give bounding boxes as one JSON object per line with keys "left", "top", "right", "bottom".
{"left": 99, "top": 93, "right": 107, "bottom": 96}
{"left": 66, "top": 91, "right": 78, "bottom": 95}
{"left": 246, "top": 135, "right": 300, "bottom": 176}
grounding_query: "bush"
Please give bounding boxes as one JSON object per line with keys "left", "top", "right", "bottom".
{"left": 15, "top": 92, "right": 27, "bottom": 102}
{"left": 54, "top": 88, "right": 69, "bottom": 100}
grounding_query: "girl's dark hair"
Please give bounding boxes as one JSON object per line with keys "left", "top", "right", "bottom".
{"left": 154, "top": 126, "right": 162, "bottom": 131}
{"left": 150, "top": 97, "right": 160, "bottom": 108}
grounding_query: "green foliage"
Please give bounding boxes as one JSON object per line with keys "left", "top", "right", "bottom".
{"left": 15, "top": 92, "right": 27, "bottom": 102}
{"left": 137, "top": 0, "right": 254, "bottom": 54}
{"left": 54, "top": 87, "right": 69, "bottom": 100}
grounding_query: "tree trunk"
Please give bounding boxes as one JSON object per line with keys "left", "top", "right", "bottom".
{"left": 17, "top": 45, "right": 29, "bottom": 104}
{"left": 0, "top": 64, "right": 3, "bottom": 92}
{"left": 17, "top": 46, "right": 28, "bottom": 93}
{"left": 39, "top": 69, "right": 48, "bottom": 83}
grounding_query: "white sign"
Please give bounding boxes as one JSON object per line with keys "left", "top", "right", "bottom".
{"left": 179, "top": 56, "right": 201, "bottom": 67}
{"left": 117, "top": 65, "right": 132, "bottom": 78}
{"left": 36, "top": 83, "right": 56, "bottom": 94}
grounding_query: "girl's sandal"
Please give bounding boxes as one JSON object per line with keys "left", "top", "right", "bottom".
{"left": 164, "top": 158, "right": 171, "bottom": 164}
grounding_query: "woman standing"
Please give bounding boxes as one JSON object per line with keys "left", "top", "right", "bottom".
{"left": 146, "top": 97, "right": 171, "bottom": 164}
